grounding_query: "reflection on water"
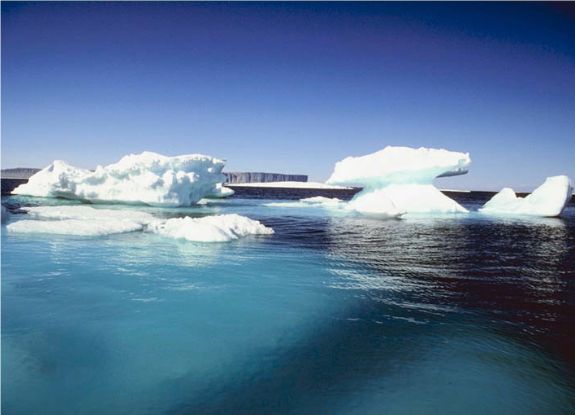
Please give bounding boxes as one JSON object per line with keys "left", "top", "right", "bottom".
{"left": 2, "top": 195, "right": 575, "bottom": 414}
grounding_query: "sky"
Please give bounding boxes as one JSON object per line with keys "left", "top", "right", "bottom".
{"left": 2, "top": 2, "right": 574, "bottom": 190}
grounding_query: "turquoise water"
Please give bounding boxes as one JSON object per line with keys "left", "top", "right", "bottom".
{"left": 2, "top": 195, "right": 575, "bottom": 414}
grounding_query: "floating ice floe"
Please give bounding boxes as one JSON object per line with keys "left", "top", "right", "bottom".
{"left": 327, "top": 146, "right": 471, "bottom": 216}
{"left": 6, "top": 205, "right": 273, "bottom": 242}
{"left": 265, "top": 196, "right": 344, "bottom": 209}
{"left": 148, "top": 214, "right": 274, "bottom": 242}
{"left": 6, "top": 206, "right": 158, "bottom": 236}
{"left": 12, "top": 151, "right": 226, "bottom": 207}
{"left": 480, "top": 175, "right": 572, "bottom": 217}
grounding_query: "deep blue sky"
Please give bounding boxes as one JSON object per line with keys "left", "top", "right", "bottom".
{"left": 2, "top": 2, "right": 574, "bottom": 190}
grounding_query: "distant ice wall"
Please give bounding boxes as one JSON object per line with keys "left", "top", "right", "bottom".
{"left": 224, "top": 172, "right": 308, "bottom": 184}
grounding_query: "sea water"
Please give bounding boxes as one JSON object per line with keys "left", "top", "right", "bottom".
{"left": 2, "top": 193, "right": 575, "bottom": 414}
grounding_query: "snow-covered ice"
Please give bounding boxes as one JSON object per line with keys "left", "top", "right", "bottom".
{"left": 6, "top": 205, "right": 273, "bottom": 241}
{"left": 148, "top": 214, "right": 274, "bottom": 242}
{"left": 12, "top": 152, "right": 226, "bottom": 207}
{"left": 326, "top": 146, "right": 470, "bottom": 216}
{"left": 480, "top": 175, "right": 572, "bottom": 217}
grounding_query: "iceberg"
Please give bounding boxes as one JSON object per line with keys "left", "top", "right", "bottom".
{"left": 480, "top": 175, "right": 572, "bottom": 217}
{"left": 6, "top": 205, "right": 274, "bottom": 241}
{"left": 148, "top": 214, "right": 274, "bottom": 242}
{"left": 12, "top": 151, "right": 226, "bottom": 207}
{"left": 326, "top": 146, "right": 470, "bottom": 216}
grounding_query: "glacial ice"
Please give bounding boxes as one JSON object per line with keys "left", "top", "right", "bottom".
{"left": 6, "top": 205, "right": 273, "bottom": 241}
{"left": 148, "top": 214, "right": 274, "bottom": 242}
{"left": 12, "top": 152, "right": 226, "bottom": 207}
{"left": 327, "top": 146, "right": 470, "bottom": 216}
{"left": 480, "top": 175, "right": 572, "bottom": 217}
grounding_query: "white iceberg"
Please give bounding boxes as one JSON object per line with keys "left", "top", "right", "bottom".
{"left": 148, "top": 214, "right": 274, "bottom": 242}
{"left": 12, "top": 151, "right": 226, "bottom": 207}
{"left": 6, "top": 205, "right": 274, "bottom": 242}
{"left": 480, "top": 175, "right": 572, "bottom": 217}
{"left": 326, "top": 146, "right": 470, "bottom": 216}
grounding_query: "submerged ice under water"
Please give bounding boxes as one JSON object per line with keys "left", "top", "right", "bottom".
{"left": 2, "top": 191, "right": 575, "bottom": 414}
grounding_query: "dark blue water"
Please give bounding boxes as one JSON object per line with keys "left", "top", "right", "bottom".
{"left": 2, "top": 191, "right": 575, "bottom": 414}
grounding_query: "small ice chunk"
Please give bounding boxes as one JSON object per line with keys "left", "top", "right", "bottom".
{"left": 149, "top": 214, "right": 274, "bottom": 242}
{"left": 300, "top": 196, "right": 343, "bottom": 207}
{"left": 264, "top": 196, "right": 344, "bottom": 209}
{"left": 480, "top": 175, "right": 572, "bottom": 217}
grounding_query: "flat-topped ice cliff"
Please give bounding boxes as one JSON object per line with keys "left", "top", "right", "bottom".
{"left": 12, "top": 152, "right": 227, "bottom": 206}
{"left": 327, "top": 146, "right": 471, "bottom": 216}
{"left": 225, "top": 172, "right": 307, "bottom": 184}
{"left": 1, "top": 168, "right": 41, "bottom": 180}
{"left": 229, "top": 181, "right": 351, "bottom": 189}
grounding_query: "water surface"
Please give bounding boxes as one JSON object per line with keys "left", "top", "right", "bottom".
{"left": 2, "top": 192, "right": 575, "bottom": 414}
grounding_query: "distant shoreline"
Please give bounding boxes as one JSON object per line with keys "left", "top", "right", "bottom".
{"left": 5, "top": 178, "right": 573, "bottom": 204}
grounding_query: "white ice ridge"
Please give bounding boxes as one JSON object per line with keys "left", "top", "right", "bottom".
{"left": 480, "top": 175, "right": 572, "bottom": 217}
{"left": 12, "top": 151, "right": 226, "bottom": 207}
{"left": 326, "top": 146, "right": 471, "bottom": 216}
{"left": 6, "top": 206, "right": 274, "bottom": 241}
